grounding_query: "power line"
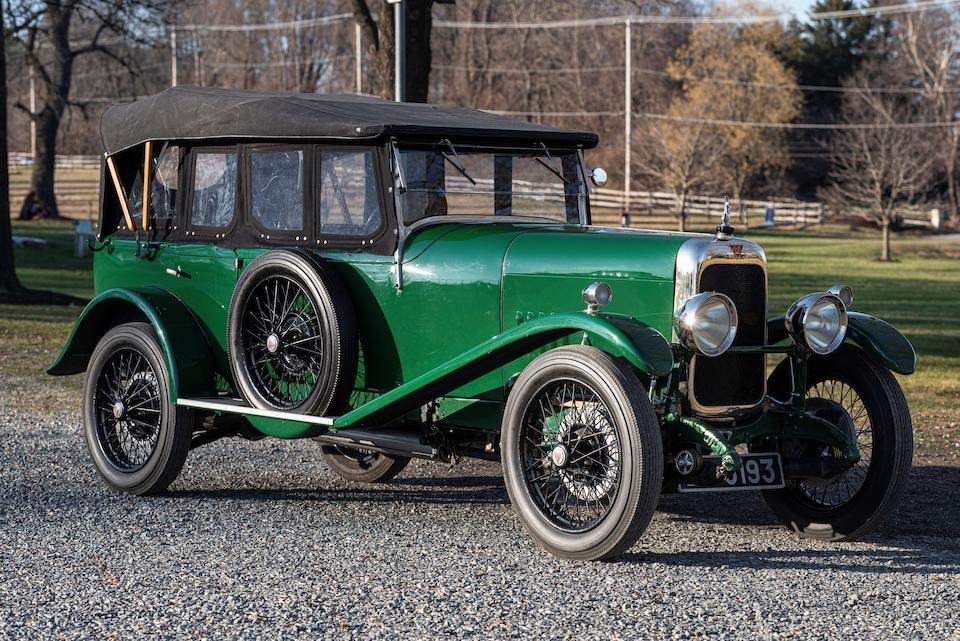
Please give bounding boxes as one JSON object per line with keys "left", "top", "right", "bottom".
{"left": 481, "top": 107, "right": 960, "bottom": 129}
{"left": 433, "top": 0, "right": 960, "bottom": 29}
{"left": 640, "top": 112, "right": 960, "bottom": 129}
{"left": 436, "top": 63, "right": 960, "bottom": 95}
{"left": 434, "top": 64, "right": 625, "bottom": 75}
{"left": 630, "top": 68, "right": 960, "bottom": 95}
{"left": 484, "top": 109, "right": 626, "bottom": 117}
{"left": 177, "top": 13, "right": 351, "bottom": 33}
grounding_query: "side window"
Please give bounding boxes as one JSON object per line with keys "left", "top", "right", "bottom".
{"left": 151, "top": 145, "right": 180, "bottom": 221}
{"left": 123, "top": 166, "right": 144, "bottom": 221}
{"left": 250, "top": 149, "right": 305, "bottom": 231}
{"left": 190, "top": 150, "right": 238, "bottom": 228}
{"left": 319, "top": 150, "right": 381, "bottom": 237}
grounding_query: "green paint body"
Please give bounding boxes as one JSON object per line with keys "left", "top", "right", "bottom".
{"left": 52, "top": 222, "right": 684, "bottom": 438}
{"left": 50, "top": 219, "right": 915, "bottom": 444}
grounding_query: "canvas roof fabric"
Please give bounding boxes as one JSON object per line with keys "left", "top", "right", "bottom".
{"left": 99, "top": 86, "right": 599, "bottom": 154}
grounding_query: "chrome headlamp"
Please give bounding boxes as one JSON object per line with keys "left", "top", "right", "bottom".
{"left": 675, "top": 292, "right": 738, "bottom": 357}
{"left": 785, "top": 292, "right": 848, "bottom": 355}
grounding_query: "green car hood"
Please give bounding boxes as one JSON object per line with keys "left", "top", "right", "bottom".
{"left": 502, "top": 225, "right": 694, "bottom": 338}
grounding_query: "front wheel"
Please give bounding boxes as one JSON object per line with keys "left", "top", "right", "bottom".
{"left": 764, "top": 346, "right": 913, "bottom": 540}
{"left": 501, "top": 346, "right": 663, "bottom": 561}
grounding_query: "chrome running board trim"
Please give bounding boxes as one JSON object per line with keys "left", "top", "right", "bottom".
{"left": 176, "top": 397, "right": 336, "bottom": 427}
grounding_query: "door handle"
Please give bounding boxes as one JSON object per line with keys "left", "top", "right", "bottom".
{"left": 165, "top": 265, "right": 187, "bottom": 278}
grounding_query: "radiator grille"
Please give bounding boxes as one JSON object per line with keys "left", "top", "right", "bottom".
{"left": 691, "top": 263, "right": 766, "bottom": 409}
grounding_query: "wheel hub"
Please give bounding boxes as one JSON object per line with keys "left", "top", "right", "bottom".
{"left": 550, "top": 444, "right": 570, "bottom": 468}
{"left": 112, "top": 401, "right": 125, "bottom": 420}
{"left": 266, "top": 333, "right": 281, "bottom": 354}
{"left": 675, "top": 449, "right": 698, "bottom": 476}
{"left": 556, "top": 408, "right": 619, "bottom": 502}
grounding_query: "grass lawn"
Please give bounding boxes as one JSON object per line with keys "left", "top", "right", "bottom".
{"left": 2, "top": 219, "right": 958, "bottom": 463}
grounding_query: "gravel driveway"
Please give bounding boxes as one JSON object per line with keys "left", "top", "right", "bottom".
{"left": 2, "top": 409, "right": 957, "bottom": 640}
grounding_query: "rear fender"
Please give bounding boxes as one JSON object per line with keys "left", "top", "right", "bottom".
{"left": 334, "top": 312, "right": 672, "bottom": 430}
{"left": 47, "top": 287, "right": 215, "bottom": 401}
{"left": 767, "top": 311, "right": 916, "bottom": 375}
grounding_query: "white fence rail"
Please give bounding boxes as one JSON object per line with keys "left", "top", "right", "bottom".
{"left": 590, "top": 189, "right": 823, "bottom": 228}
{"left": 8, "top": 152, "right": 101, "bottom": 169}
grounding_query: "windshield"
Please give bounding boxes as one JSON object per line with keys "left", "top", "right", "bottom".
{"left": 395, "top": 144, "right": 586, "bottom": 225}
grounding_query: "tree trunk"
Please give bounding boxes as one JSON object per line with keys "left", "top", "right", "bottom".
{"left": 353, "top": 0, "right": 434, "bottom": 102}
{"left": 405, "top": 0, "right": 434, "bottom": 103}
{"left": 0, "top": 0, "right": 24, "bottom": 292}
{"left": 21, "top": 2, "right": 75, "bottom": 221}
{"left": 880, "top": 220, "right": 892, "bottom": 262}
{"left": 676, "top": 192, "right": 687, "bottom": 233}
{"left": 22, "top": 110, "right": 63, "bottom": 220}
{"left": 946, "top": 150, "right": 959, "bottom": 221}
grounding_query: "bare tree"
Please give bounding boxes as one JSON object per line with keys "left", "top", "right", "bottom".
{"left": 824, "top": 81, "right": 934, "bottom": 261}
{"left": 6, "top": 0, "right": 178, "bottom": 220}
{"left": 897, "top": 8, "right": 960, "bottom": 219}
{"left": 636, "top": 107, "right": 726, "bottom": 231}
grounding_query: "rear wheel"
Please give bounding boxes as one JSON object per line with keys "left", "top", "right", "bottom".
{"left": 319, "top": 445, "right": 410, "bottom": 483}
{"left": 83, "top": 322, "right": 193, "bottom": 495}
{"left": 764, "top": 347, "right": 913, "bottom": 540}
{"left": 501, "top": 346, "right": 663, "bottom": 561}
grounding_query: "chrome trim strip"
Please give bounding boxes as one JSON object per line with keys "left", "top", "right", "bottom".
{"left": 176, "top": 397, "right": 336, "bottom": 427}
{"left": 674, "top": 235, "right": 769, "bottom": 417}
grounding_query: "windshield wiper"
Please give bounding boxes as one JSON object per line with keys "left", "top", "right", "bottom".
{"left": 439, "top": 138, "right": 477, "bottom": 185}
{"left": 535, "top": 142, "right": 570, "bottom": 185}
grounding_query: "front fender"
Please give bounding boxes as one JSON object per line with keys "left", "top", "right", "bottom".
{"left": 767, "top": 311, "right": 916, "bottom": 375}
{"left": 334, "top": 312, "right": 673, "bottom": 430}
{"left": 47, "top": 287, "right": 215, "bottom": 401}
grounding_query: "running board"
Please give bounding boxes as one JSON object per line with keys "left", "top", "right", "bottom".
{"left": 176, "top": 397, "right": 336, "bottom": 427}
{"left": 176, "top": 397, "right": 437, "bottom": 459}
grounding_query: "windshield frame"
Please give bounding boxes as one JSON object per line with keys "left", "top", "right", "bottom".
{"left": 390, "top": 141, "right": 589, "bottom": 227}
{"left": 387, "top": 140, "right": 590, "bottom": 290}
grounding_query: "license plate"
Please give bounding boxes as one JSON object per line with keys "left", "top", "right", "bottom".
{"left": 678, "top": 452, "right": 785, "bottom": 493}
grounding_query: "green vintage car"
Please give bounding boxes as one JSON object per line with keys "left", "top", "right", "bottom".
{"left": 51, "top": 87, "right": 917, "bottom": 560}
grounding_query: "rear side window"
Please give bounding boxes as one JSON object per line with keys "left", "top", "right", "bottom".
{"left": 250, "top": 149, "right": 305, "bottom": 231}
{"left": 319, "top": 150, "right": 381, "bottom": 237}
{"left": 151, "top": 145, "right": 180, "bottom": 221}
{"left": 190, "top": 150, "right": 238, "bottom": 228}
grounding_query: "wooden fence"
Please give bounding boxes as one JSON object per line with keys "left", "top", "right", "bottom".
{"left": 589, "top": 189, "right": 823, "bottom": 230}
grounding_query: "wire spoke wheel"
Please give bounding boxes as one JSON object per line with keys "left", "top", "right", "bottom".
{"left": 240, "top": 275, "right": 324, "bottom": 409}
{"left": 520, "top": 379, "right": 622, "bottom": 532}
{"left": 792, "top": 379, "right": 874, "bottom": 510}
{"left": 93, "top": 347, "right": 163, "bottom": 472}
{"left": 763, "top": 346, "right": 913, "bottom": 541}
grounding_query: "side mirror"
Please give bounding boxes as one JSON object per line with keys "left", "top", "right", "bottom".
{"left": 590, "top": 167, "right": 608, "bottom": 187}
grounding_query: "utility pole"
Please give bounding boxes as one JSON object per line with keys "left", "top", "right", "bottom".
{"left": 623, "top": 18, "right": 632, "bottom": 213}
{"left": 387, "top": 0, "right": 405, "bottom": 102}
{"left": 354, "top": 22, "right": 362, "bottom": 94}
{"left": 170, "top": 28, "right": 178, "bottom": 87}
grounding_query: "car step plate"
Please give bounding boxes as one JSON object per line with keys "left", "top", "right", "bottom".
{"left": 678, "top": 452, "right": 785, "bottom": 493}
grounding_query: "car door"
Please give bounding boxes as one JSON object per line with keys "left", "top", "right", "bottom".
{"left": 151, "top": 144, "right": 241, "bottom": 374}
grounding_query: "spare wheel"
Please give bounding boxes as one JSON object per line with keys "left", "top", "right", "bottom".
{"left": 227, "top": 249, "right": 357, "bottom": 416}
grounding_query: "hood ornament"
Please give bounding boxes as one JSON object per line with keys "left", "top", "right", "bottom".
{"left": 716, "top": 196, "right": 735, "bottom": 240}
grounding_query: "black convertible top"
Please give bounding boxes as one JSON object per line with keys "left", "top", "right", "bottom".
{"left": 99, "top": 86, "right": 599, "bottom": 154}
